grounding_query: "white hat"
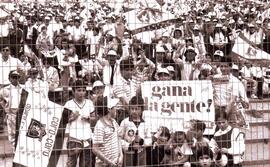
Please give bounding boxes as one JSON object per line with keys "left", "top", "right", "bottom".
{"left": 256, "top": 20, "right": 262, "bottom": 24}
{"left": 167, "top": 66, "right": 175, "bottom": 72}
{"left": 238, "top": 18, "right": 244, "bottom": 24}
{"left": 107, "top": 98, "right": 120, "bottom": 109}
{"left": 157, "top": 67, "right": 170, "bottom": 75}
{"left": 214, "top": 50, "right": 224, "bottom": 57}
{"left": 267, "top": 23, "right": 270, "bottom": 29}
{"left": 221, "top": 15, "right": 226, "bottom": 20}
{"left": 107, "top": 50, "right": 117, "bottom": 56}
{"left": 248, "top": 23, "right": 255, "bottom": 27}
{"left": 229, "top": 19, "right": 235, "bottom": 24}
{"left": 162, "top": 31, "right": 170, "bottom": 37}
{"left": 156, "top": 45, "right": 166, "bottom": 53}
{"left": 93, "top": 80, "right": 104, "bottom": 89}
{"left": 45, "top": 16, "right": 50, "bottom": 20}
{"left": 193, "top": 25, "right": 200, "bottom": 30}
{"left": 231, "top": 64, "right": 239, "bottom": 70}
{"left": 215, "top": 23, "right": 223, "bottom": 28}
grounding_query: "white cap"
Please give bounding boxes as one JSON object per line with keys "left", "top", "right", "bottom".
{"left": 216, "top": 23, "right": 223, "bottom": 28}
{"left": 214, "top": 50, "right": 224, "bottom": 57}
{"left": 162, "top": 31, "right": 170, "bottom": 37}
{"left": 45, "top": 16, "right": 50, "bottom": 20}
{"left": 267, "top": 23, "right": 270, "bottom": 29}
{"left": 248, "top": 23, "right": 255, "bottom": 27}
{"left": 107, "top": 50, "right": 117, "bottom": 56}
{"left": 107, "top": 98, "right": 120, "bottom": 109}
{"left": 186, "top": 46, "right": 195, "bottom": 51}
{"left": 156, "top": 45, "right": 165, "bottom": 53}
{"left": 93, "top": 80, "right": 104, "bottom": 89}
{"left": 157, "top": 67, "right": 170, "bottom": 75}
{"left": 238, "top": 18, "right": 244, "bottom": 24}
{"left": 167, "top": 66, "right": 175, "bottom": 72}
{"left": 231, "top": 64, "right": 239, "bottom": 70}
{"left": 229, "top": 19, "right": 235, "bottom": 24}
{"left": 193, "top": 25, "right": 200, "bottom": 30}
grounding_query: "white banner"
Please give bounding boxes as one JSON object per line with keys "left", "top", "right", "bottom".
{"left": 232, "top": 34, "right": 270, "bottom": 61}
{"left": 141, "top": 80, "right": 215, "bottom": 134}
{"left": 13, "top": 91, "right": 64, "bottom": 167}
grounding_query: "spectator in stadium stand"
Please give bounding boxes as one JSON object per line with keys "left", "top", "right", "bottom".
{"left": 0, "top": 45, "right": 24, "bottom": 86}
{"left": 243, "top": 22, "right": 264, "bottom": 48}
{"left": 36, "top": 25, "right": 53, "bottom": 57}
{"left": 0, "top": 17, "right": 10, "bottom": 43}
{"left": 171, "top": 28, "right": 185, "bottom": 51}
{"left": 89, "top": 80, "right": 105, "bottom": 104}
{"left": 93, "top": 96, "right": 123, "bottom": 167}
{"left": 166, "top": 131, "right": 193, "bottom": 166}
{"left": 119, "top": 96, "right": 152, "bottom": 166}
{"left": 24, "top": 16, "right": 39, "bottom": 55}
{"left": 149, "top": 126, "right": 171, "bottom": 166}
{"left": 24, "top": 67, "right": 49, "bottom": 98}
{"left": 250, "top": 64, "right": 266, "bottom": 99}
{"left": 58, "top": 39, "right": 78, "bottom": 93}
{"left": 0, "top": 71, "right": 24, "bottom": 151}
{"left": 262, "top": 22, "right": 270, "bottom": 54}
{"left": 155, "top": 67, "right": 173, "bottom": 81}
{"left": 85, "top": 20, "right": 100, "bottom": 57}
{"left": 133, "top": 49, "right": 155, "bottom": 81}
{"left": 239, "top": 61, "right": 258, "bottom": 99}
{"left": 41, "top": 56, "right": 60, "bottom": 91}
{"left": 173, "top": 44, "right": 199, "bottom": 81}
{"left": 194, "top": 146, "right": 216, "bottom": 167}
{"left": 8, "top": 20, "right": 23, "bottom": 58}
{"left": 64, "top": 79, "right": 96, "bottom": 167}
{"left": 209, "top": 110, "right": 245, "bottom": 167}
{"left": 154, "top": 44, "right": 168, "bottom": 69}
{"left": 186, "top": 120, "right": 210, "bottom": 166}
{"left": 72, "top": 17, "right": 86, "bottom": 59}
{"left": 192, "top": 25, "right": 206, "bottom": 56}
{"left": 78, "top": 52, "right": 103, "bottom": 84}
{"left": 113, "top": 58, "right": 142, "bottom": 104}
{"left": 209, "top": 23, "right": 229, "bottom": 55}
{"left": 101, "top": 49, "right": 120, "bottom": 96}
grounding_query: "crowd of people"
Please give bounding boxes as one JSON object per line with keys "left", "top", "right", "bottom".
{"left": 0, "top": 0, "right": 269, "bottom": 166}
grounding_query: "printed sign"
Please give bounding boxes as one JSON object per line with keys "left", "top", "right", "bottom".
{"left": 13, "top": 91, "right": 64, "bottom": 167}
{"left": 141, "top": 80, "right": 215, "bottom": 134}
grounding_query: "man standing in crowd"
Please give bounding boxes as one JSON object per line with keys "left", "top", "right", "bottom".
{"left": 64, "top": 79, "right": 96, "bottom": 167}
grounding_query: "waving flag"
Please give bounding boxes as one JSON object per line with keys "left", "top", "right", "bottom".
{"left": 124, "top": 0, "right": 175, "bottom": 33}
{"left": 232, "top": 33, "right": 270, "bottom": 61}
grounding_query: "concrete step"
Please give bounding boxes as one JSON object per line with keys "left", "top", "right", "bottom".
{"left": 244, "top": 142, "right": 270, "bottom": 162}
{"left": 245, "top": 125, "right": 270, "bottom": 141}
{"left": 249, "top": 99, "right": 270, "bottom": 110}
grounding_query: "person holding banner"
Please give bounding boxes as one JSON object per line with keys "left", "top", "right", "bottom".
{"left": 65, "top": 79, "right": 96, "bottom": 167}
{"left": 119, "top": 96, "right": 152, "bottom": 166}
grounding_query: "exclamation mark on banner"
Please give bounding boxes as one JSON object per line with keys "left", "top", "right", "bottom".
{"left": 207, "top": 99, "right": 212, "bottom": 112}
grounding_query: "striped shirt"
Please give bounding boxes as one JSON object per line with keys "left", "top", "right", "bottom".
{"left": 93, "top": 118, "right": 122, "bottom": 163}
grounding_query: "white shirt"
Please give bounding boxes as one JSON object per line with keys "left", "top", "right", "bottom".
{"left": 209, "top": 126, "right": 245, "bottom": 164}
{"left": 1, "top": 84, "right": 24, "bottom": 110}
{"left": 119, "top": 117, "right": 152, "bottom": 151}
{"left": 0, "top": 23, "right": 10, "bottom": 37}
{"left": 65, "top": 99, "right": 95, "bottom": 140}
{"left": 0, "top": 55, "right": 24, "bottom": 85}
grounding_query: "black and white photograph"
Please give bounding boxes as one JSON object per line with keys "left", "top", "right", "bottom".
{"left": 0, "top": 0, "right": 270, "bottom": 166}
